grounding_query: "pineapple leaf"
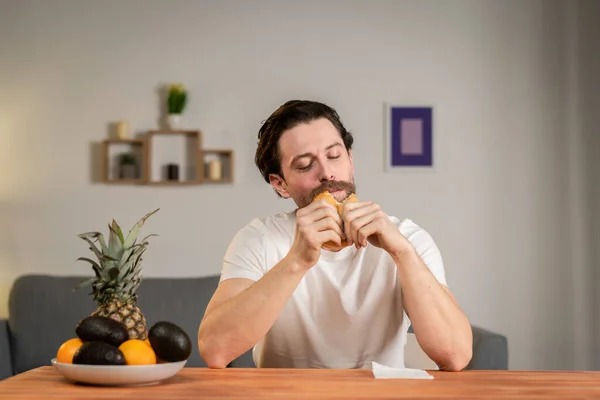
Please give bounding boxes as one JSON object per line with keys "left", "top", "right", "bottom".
{"left": 76, "top": 256, "right": 100, "bottom": 269}
{"left": 118, "top": 247, "right": 145, "bottom": 280}
{"left": 108, "top": 267, "right": 119, "bottom": 280}
{"left": 77, "top": 232, "right": 101, "bottom": 241}
{"left": 131, "top": 265, "right": 143, "bottom": 281}
{"left": 101, "top": 267, "right": 114, "bottom": 281}
{"left": 78, "top": 232, "right": 109, "bottom": 254}
{"left": 112, "top": 220, "right": 125, "bottom": 244}
{"left": 124, "top": 208, "right": 159, "bottom": 249}
{"left": 117, "top": 263, "right": 134, "bottom": 281}
{"left": 75, "top": 277, "right": 96, "bottom": 291}
{"left": 78, "top": 231, "right": 101, "bottom": 237}
{"left": 140, "top": 234, "right": 159, "bottom": 242}
{"left": 79, "top": 236, "right": 109, "bottom": 264}
{"left": 120, "top": 241, "right": 150, "bottom": 268}
{"left": 108, "top": 221, "right": 125, "bottom": 260}
{"left": 76, "top": 257, "right": 102, "bottom": 277}
{"left": 97, "top": 233, "right": 108, "bottom": 254}
{"left": 123, "top": 240, "right": 154, "bottom": 264}
{"left": 132, "top": 248, "right": 147, "bottom": 271}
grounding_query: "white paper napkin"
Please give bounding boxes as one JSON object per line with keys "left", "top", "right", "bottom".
{"left": 371, "top": 361, "right": 434, "bottom": 380}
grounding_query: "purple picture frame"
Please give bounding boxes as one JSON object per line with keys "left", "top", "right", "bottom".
{"left": 386, "top": 106, "right": 433, "bottom": 168}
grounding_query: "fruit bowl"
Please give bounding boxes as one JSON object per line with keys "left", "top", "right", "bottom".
{"left": 51, "top": 358, "right": 187, "bottom": 386}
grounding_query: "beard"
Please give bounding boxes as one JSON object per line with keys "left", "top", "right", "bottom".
{"left": 297, "top": 179, "right": 357, "bottom": 208}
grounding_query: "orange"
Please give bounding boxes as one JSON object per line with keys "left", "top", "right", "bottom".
{"left": 56, "top": 338, "right": 83, "bottom": 364}
{"left": 118, "top": 339, "right": 156, "bottom": 365}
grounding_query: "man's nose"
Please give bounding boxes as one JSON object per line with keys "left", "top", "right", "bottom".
{"left": 318, "top": 162, "right": 335, "bottom": 182}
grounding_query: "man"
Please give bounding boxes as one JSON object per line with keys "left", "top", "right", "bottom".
{"left": 198, "top": 100, "right": 472, "bottom": 371}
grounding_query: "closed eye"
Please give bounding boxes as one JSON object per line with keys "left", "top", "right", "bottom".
{"left": 297, "top": 154, "right": 340, "bottom": 172}
{"left": 298, "top": 162, "right": 313, "bottom": 171}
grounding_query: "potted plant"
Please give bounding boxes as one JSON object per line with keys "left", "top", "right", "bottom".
{"left": 166, "top": 83, "right": 187, "bottom": 129}
{"left": 118, "top": 152, "right": 138, "bottom": 179}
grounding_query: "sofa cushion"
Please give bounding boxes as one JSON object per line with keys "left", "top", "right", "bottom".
{"left": 8, "top": 274, "right": 254, "bottom": 374}
{"left": 0, "top": 319, "right": 13, "bottom": 379}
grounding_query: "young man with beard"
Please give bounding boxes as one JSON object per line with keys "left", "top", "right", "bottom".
{"left": 198, "top": 100, "right": 472, "bottom": 371}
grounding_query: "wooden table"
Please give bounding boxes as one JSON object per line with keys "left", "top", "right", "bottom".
{"left": 1, "top": 367, "right": 600, "bottom": 399}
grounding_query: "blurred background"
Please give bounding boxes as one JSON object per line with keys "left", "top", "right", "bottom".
{"left": 1, "top": 0, "right": 598, "bottom": 372}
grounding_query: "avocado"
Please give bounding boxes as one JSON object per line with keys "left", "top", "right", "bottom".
{"left": 72, "top": 341, "right": 126, "bottom": 365}
{"left": 148, "top": 321, "right": 192, "bottom": 362}
{"left": 75, "top": 316, "right": 128, "bottom": 347}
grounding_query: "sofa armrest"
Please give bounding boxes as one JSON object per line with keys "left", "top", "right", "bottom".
{"left": 466, "top": 325, "right": 508, "bottom": 370}
{"left": 0, "top": 319, "right": 13, "bottom": 380}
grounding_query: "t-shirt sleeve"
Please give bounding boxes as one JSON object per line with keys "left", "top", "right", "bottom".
{"left": 398, "top": 218, "right": 447, "bottom": 286}
{"left": 220, "top": 220, "right": 267, "bottom": 283}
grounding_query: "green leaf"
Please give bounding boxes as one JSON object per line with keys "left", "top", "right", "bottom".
{"left": 117, "top": 252, "right": 141, "bottom": 281}
{"left": 75, "top": 277, "right": 96, "bottom": 291}
{"left": 78, "top": 236, "right": 107, "bottom": 264}
{"left": 78, "top": 232, "right": 109, "bottom": 255}
{"left": 97, "top": 233, "right": 108, "bottom": 254}
{"left": 108, "top": 267, "right": 119, "bottom": 280}
{"left": 112, "top": 220, "right": 125, "bottom": 244}
{"left": 117, "top": 248, "right": 146, "bottom": 282}
{"left": 132, "top": 247, "right": 147, "bottom": 268}
{"left": 78, "top": 231, "right": 100, "bottom": 237}
{"left": 108, "top": 221, "right": 125, "bottom": 260}
{"left": 124, "top": 208, "right": 159, "bottom": 249}
{"left": 76, "top": 256, "right": 100, "bottom": 269}
{"left": 140, "top": 234, "right": 158, "bottom": 243}
{"left": 102, "top": 268, "right": 115, "bottom": 281}
{"left": 119, "top": 241, "right": 150, "bottom": 268}
{"left": 76, "top": 257, "right": 102, "bottom": 277}
{"left": 78, "top": 235, "right": 118, "bottom": 264}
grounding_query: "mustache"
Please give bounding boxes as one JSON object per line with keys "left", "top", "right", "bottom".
{"left": 307, "top": 180, "right": 356, "bottom": 203}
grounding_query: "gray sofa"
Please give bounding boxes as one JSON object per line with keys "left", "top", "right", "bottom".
{"left": 0, "top": 274, "right": 508, "bottom": 380}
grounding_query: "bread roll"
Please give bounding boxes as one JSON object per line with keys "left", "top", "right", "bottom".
{"left": 313, "top": 190, "right": 359, "bottom": 251}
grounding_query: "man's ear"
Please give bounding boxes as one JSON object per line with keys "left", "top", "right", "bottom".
{"left": 269, "top": 174, "right": 291, "bottom": 198}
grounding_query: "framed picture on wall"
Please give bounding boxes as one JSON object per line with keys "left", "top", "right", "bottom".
{"left": 384, "top": 104, "right": 433, "bottom": 170}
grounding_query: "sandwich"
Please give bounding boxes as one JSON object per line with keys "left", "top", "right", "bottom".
{"left": 313, "top": 191, "right": 359, "bottom": 251}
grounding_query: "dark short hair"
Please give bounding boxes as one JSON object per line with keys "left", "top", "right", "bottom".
{"left": 255, "top": 100, "right": 354, "bottom": 183}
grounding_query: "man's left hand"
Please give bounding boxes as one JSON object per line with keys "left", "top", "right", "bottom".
{"left": 341, "top": 200, "right": 411, "bottom": 257}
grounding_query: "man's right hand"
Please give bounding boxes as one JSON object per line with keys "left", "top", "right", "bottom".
{"left": 288, "top": 199, "right": 345, "bottom": 270}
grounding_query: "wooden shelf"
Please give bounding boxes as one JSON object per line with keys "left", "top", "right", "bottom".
{"left": 104, "top": 138, "right": 144, "bottom": 144}
{"left": 146, "top": 180, "right": 204, "bottom": 186}
{"left": 202, "top": 149, "right": 234, "bottom": 183}
{"left": 147, "top": 129, "right": 200, "bottom": 136}
{"left": 145, "top": 130, "right": 203, "bottom": 185}
{"left": 101, "top": 139, "right": 146, "bottom": 183}
{"left": 99, "top": 130, "right": 234, "bottom": 186}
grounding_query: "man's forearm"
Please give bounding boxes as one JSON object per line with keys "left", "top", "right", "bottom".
{"left": 198, "top": 254, "right": 307, "bottom": 368}
{"left": 392, "top": 249, "right": 473, "bottom": 371}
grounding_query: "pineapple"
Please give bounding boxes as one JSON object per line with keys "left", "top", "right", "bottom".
{"left": 75, "top": 208, "right": 159, "bottom": 341}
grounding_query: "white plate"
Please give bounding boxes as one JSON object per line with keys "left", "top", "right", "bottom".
{"left": 51, "top": 358, "right": 187, "bottom": 386}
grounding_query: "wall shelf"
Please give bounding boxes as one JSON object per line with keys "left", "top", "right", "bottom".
{"left": 101, "top": 138, "right": 146, "bottom": 184}
{"left": 99, "top": 129, "right": 234, "bottom": 186}
{"left": 202, "top": 149, "right": 234, "bottom": 183}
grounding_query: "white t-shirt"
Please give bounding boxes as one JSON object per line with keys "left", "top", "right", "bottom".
{"left": 219, "top": 210, "right": 447, "bottom": 369}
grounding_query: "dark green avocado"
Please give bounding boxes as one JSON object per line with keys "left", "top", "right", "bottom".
{"left": 75, "top": 316, "right": 129, "bottom": 347}
{"left": 72, "top": 341, "right": 126, "bottom": 365}
{"left": 148, "top": 321, "right": 192, "bottom": 362}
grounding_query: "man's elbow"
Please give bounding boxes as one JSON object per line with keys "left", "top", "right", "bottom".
{"left": 198, "top": 337, "right": 231, "bottom": 369}
{"left": 204, "top": 354, "right": 230, "bottom": 369}
{"left": 438, "top": 344, "right": 472, "bottom": 372}
{"left": 198, "top": 328, "right": 232, "bottom": 369}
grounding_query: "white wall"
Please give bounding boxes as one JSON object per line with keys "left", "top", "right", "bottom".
{"left": 0, "top": 0, "right": 596, "bottom": 371}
